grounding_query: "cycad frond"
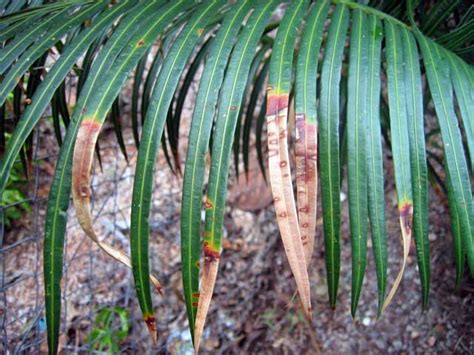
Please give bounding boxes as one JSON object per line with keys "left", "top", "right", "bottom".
{"left": 0, "top": 1, "right": 472, "bottom": 353}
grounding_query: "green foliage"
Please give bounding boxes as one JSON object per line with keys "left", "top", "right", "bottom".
{"left": 2, "top": 133, "right": 31, "bottom": 228}
{"left": 86, "top": 307, "right": 130, "bottom": 354}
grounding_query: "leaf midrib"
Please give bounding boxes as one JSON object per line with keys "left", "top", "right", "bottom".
{"left": 351, "top": 8, "right": 365, "bottom": 307}
{"left": 388, "top": 22, "right": 411, "bottom": 201}
{"left": 325, "top": 5, "right": 345, "bottom": 301}
{"left": 403, "top": 28, "right": 428, "bottom": 294}
{"left": 367, "top": 15, "right": 386, "bottom": 300}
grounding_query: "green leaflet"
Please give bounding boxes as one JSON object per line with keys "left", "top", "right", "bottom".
{"left": 129, "top": 0, "right": 225, "bottom": 345}
{"left": 347, "top": 9, "right": 369, "bottom": 317}
{"left": 239, "top": 45, "right": 268, "bottom": 180}
{"left": 242, "top": 48, "right": 271, "bottom": 178}
{"left": 400, "top": 26, "right": 430, "bottom": 309}
{"left": 141, "top": 43, "right": 164, "bottom": 122}
{"left": 294, "top": 0, "right": 329, "bottom": 267}
{"left": 234, "top": 44, "right": 270, "bottom": 181}
{"left": 131, "top": 48, "right": 151, "bottom": 148}
{"left": 145, "top": 33, "right": 178, "bottom": 172}
{"left": 76, "top": 31, "right": 106, "bottom": 94}
{"left": 319, "top": 4, "right": 349, "bottom": 309}
{"left": 143, "top": 34, "right": 180, "bottom": 173}
{"left": 446, "top": 166, "right": 465, "bottom": 287}
{"left": 51, "top": 89, "right": 63, "bottom": 146}
{"left": 382, "top": 20, "right": 414, "bottom": 314}
{"left": 256, "top": 91, "right": 269, "bottom": 180}
{"left": 446, "top": 52, "right": 474, "bottom": 173}
{"left": 384, "top": 23, "right": 413, "bottom": 217}
{"left": 171, "top": 38, "right": 212, "bottom": 169}
{"left": 161, "top": 114, "right": 176, "bottom": 174}
{"left": 110, "top": 96, "right": 128, "bottom": 162}
{"left": 180, "top": 1, "right": 252, "bottom": 346}
{"left": 365, "top": 14, "right": 387, "bottom": 317}
{"left": 196, "top": 1, "right": 279, "bottom": 351}
{"left": 51, "top": 82, "right": 71, "bottom": 146}
{"left": 417, "top": 35, "right": 474, "bottom": 275}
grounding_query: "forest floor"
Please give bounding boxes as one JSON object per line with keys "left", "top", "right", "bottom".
{"left": 2, "top": 103, "right": 473, "bottom": 354}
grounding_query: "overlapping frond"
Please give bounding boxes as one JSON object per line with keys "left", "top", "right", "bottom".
{"left": 0, "top": 1, "right": 473, "bottom": 354}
